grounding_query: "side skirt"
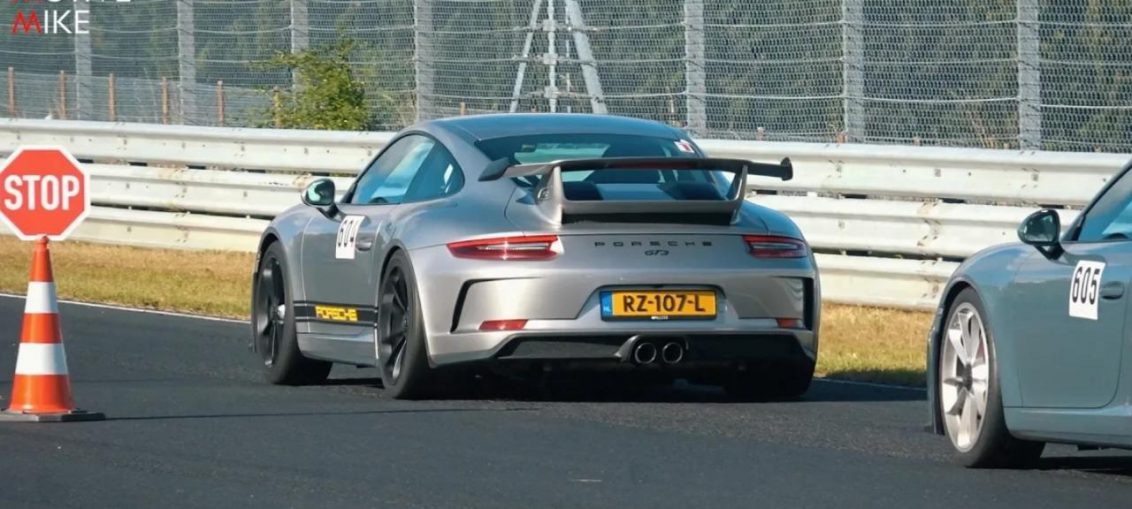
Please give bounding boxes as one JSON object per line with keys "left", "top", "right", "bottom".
{"left": 293, "top": 301, "right": 380, "bottom": 366}
{"left": 298, "top": 330, "right": 378, "bottom": 366}
{"left": 1005, "top": 406, "right": 1132, "bottom": 448}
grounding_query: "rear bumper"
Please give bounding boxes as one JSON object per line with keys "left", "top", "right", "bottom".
{"left": 428, "top": 324, "right": 816, "bottom": 367}
{"left": 409, "top": 238, "right": 820, "bottom": 368}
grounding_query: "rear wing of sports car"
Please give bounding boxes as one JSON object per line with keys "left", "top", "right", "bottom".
{"left": 479, "top": 156, "right": 793, "bottom": 225}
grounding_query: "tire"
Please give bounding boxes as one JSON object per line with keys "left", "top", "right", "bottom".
{"left": 376, "top": 250, "right": 437, "bottom": 400}
{"left": 939, "top": 288, "right": 1044, "bottom": 468}
{"left": 724, "top": 360, "right": 815, "bottom": 401}
{"left": 251, "top": 241, "right": 332, "bottom": 385}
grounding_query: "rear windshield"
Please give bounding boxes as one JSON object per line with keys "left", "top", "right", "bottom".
{"left": 476, "top": 134, "right": 732, "bottom": 200}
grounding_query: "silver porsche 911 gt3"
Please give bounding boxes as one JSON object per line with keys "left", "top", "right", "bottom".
{"left": 250, "top": 114, "right": 819, "bottom": 400}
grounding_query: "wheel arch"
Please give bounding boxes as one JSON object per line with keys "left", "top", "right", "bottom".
{"left": 256, "top": 226, "right": 312, "bottom": 305}
{"left": 257, "top": 230, "right": 281, "bottom": 255}
{"left": 375, "top": 242, "right": 441, "bottom": 369}
{"left": 380, "top": 243, "right": 406, "bottom": 279}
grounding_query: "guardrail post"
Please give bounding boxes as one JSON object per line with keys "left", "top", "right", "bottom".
{"left": 74, "top": 24, "right": 92, "bottom": 120}
{"left": 841, "top": 0, "right": 864, "bottom": 142}
{"left": 1017, "top": 0, "right": 1041, "bottom": 150}
{"left": 684, "top": 0, "right": 706, "bottom": 136}
{"left": 177, "top": 0, "right": 197, "bottom": 124}
{"left": 413, "top": 0, "right": 435, "bottom": 121}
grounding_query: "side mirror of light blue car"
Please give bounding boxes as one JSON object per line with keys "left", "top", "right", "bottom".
{"left": 1018, "top": 209, "right": 1061, "bottom": 258}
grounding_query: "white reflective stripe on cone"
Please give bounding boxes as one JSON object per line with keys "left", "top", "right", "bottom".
{"left": 14, "top": 343, "right": 69, "bottom": 376}
{"left": 24, "top": 282, "right": 59, "bottom": 315}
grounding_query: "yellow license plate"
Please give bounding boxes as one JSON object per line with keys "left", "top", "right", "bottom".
{"left": 603, "top": 290, "right": 717, "bottom": 319}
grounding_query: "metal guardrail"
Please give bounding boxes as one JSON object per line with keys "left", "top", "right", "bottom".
{"left": 1, "top": 119, "right": 1126, "bottom": 310}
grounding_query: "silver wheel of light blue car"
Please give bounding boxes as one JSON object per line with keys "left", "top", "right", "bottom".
{"left": 940, "top": 302, "right": 991, "bottom": 452}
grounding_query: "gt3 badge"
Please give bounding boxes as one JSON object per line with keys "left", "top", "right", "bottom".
{"left": 1069, "top": 260, "right": 1105, "bottom": 320}
{"left": 336, "top": 215, "right": 365, "bottom": 260}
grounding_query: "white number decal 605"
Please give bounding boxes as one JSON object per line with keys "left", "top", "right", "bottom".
{"left": 1069, "top": 260, "right": 1105, "bottom": 320}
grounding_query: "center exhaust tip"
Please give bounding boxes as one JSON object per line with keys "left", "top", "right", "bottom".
{"left": 632, "top": 342, "right": 658, "bottom": 365}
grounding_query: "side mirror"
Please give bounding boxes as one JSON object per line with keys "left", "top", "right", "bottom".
{"left": 1018, "top": 209, "right": 1061, "bottom": 257}
{"left": 301, "top": 178, "right": 338, "bottom": 217}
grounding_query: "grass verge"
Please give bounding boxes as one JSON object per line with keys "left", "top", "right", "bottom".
{"left": 0, "top": 236, "right": 932, "bottom": 386}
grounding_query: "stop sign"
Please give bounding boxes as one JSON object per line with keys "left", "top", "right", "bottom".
{"left": 0, "top": 147, "right": 90, "bottom": 241}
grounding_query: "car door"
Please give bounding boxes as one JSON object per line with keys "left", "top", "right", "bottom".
{"left": 1012, "top": 168, "right": 1132, "bottom": 409}
{"left": 299, "top": 134, "right": 437, "bottom": 333}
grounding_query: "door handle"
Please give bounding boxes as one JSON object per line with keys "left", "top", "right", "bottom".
{"left": 1101, "top": 281, "right": 1125, "bottom": 300}
{"left": 356, "top": 233, "right": 376, "bottom": 251}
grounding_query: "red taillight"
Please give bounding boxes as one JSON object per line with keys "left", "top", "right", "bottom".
{"left": 447, "top": 234, "right": 562, "bottom": 260}
{"left": 743, "top": 235, "right": 809, "bottom": 258}
{"left": 479, "top": 319, "right": 528, "bottom": 331}
{"left": 776, "top": 318, "right": 803, "bottom": 329}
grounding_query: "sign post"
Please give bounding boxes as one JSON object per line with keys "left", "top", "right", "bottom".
{"left": 0, "top": 147, "right": 90, "bottom": 241}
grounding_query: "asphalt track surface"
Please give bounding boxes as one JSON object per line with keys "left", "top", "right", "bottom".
{"left": 1, "top": 296, "right": 1132, "bottom": 509}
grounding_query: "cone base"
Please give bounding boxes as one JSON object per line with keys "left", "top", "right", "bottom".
{"left": 0, "top": 409, "right": 105, "bottom": 422}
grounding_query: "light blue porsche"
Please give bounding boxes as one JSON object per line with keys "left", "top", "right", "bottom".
{"left": 928, "top": 161, "right": 1132, "bottom": 468}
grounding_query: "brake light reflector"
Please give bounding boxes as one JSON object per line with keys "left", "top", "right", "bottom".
{"left": 447, "top": 235, "right": 562, "bottom": 260}
{"left": 743, "top": 235, "right": 809, "bottom": 258}
{"left": 479, "top": 319, "right": 528, "bottom": 331}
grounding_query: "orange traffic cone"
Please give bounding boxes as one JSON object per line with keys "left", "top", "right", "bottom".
{"left": 1, "top": 238, "right": 103, "bottom": 422}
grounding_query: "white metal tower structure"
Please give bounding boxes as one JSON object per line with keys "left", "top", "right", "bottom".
{"left": 509, "top": 0, "right": 607, "bottom": 114}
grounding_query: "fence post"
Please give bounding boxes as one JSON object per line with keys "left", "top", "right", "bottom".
{"left": 7, "top": 67, "right": 15, "bottom": 117}
{"left": 161, "top": 77, "right": 170, "bottom": 124}
{"left": 291, "top": 0, "right": 309, "bottom": 53}
{"left": 546, "top": 0, "right": 558, "bottom": 113}
{"left": 841, "top": 0, "right": 864, "bottom": 142}
{"left": 216, "top": 80, "right": 225, "bottom": 126}
{"left": 58, "top": 71, "right": 67, "bottom": 120}
{"left": 74, "top": 25, "right": 92, "bottom": 120}
{"left": 1017, "top": 0, "right": 1041, "bottom": 150}
{"left": 413, "top": 0, "right": 435, "bottom": 121}
{"left": 272, "top": 87, "right": 283, "bottom": 128}
{"left": 177, "top": 0, "right": 197, "bottom": 124}
{"left": 291, "top": 0, "right": 309, "bottom": 89}
{"left": 683, "top": 0, "right": 706, "bottom": 136}
{"left": 108, "top": 73, "right": 116, "bottom": 122}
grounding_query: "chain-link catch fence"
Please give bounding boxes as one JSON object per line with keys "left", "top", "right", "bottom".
{"left": 1, "top": 0, "right": 1128, "bottom": 151}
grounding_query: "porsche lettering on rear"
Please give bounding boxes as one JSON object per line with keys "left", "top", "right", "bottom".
{"left": 594, "top": 240, "right": 713, "bottom": 247}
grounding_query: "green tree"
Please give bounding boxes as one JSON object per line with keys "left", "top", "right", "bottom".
{"left": 260, "top": 39, "right": 370, "bottom": 130}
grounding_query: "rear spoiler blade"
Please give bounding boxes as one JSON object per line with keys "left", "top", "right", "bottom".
{"left": 481, "top": 156, "right": 793, "bottom": 225}
{"left": 479, "top": 156, "right": 793, "bottom": 182}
